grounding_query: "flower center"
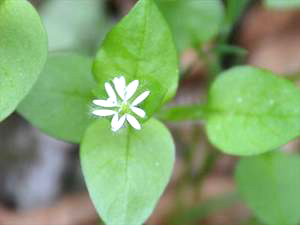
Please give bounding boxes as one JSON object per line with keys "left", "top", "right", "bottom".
{"left": 120, "top": 102, "right": 131, "bottom": 115}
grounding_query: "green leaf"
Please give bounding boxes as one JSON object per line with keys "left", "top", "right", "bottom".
{"left": 206, "top": 66, "right": 300, "bottom": 155}
{"left": 264, "top": 0, "right": 300, "bottom": 9}
{"left": 158, "top": 104, "right": 207, "bottom": 121}
{"left": 235, "top": 152, "right": 300, "bottom": 225}
{"left": 80, "top": 118, "right": 175, "bottom": 225}
{"left": 93, "top": 0, "right": 179, "bottom": 120}
{"left": 18, "top": 53, "right": 96, "bottom": 143}
{"left": 40, "top": 0, "right": 108, "bottom": 53}
{"left": 156, "top": 0, "right": 224, "bottom": 51}
{"left": 0, "top": 0, "right": 47, "bottom": 121}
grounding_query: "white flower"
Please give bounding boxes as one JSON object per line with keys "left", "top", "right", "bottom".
{"left": 92, "top": 76, "right": 150, "bottom": 132}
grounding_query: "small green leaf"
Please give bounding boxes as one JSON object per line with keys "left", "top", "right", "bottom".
{"left": 264, "top": 0, "right": 300, "bottom": 9}
{"left": 93, "top": 0, "right": 179, "bottom": 119}
{"left": 18, "top": 53, "right": 97, "bottom": 143}
{"left": 80, "top": 118, "right": 175, "bottom": 225}
{"left": 206, "top": 66, "right": 300, "bottom": 155}
{"left": 236, "top": 152, "right": 300, "bottom": 225}
{"left": 156, "top": 0, "right": 224, "bottom": 51}
{"left": 0, "top": 0, "right": 47, "bottom": 121}
{"left": 215, "top": 44, "right": 248, "bottom": 56}
{"left": 40, "top": 0, "right": 108, "bottom": 53}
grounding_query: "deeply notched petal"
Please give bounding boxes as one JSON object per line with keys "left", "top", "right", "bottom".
{"left": 105, "top": 82, "right": 117, "bottom": 103}
{"left": 130, "top": 106, "right": 146, "bottom": 118}
{"left": 132, "top": 91, "right": 150, "bottom": 106}
{"left": 126, "top": 114, "right": 141, "bottom": 130}
{"left": 93, "top": 100, "right": 116, "bottom": 107}
{"left": 113, "top": 76, "right": 126, "bottom": 99}
{"left": 111, "top": 114, "right": 126, "bottom": 132}
{"left": 111, "top": 113, "right": 119, "bottom": 128}
{"left": 92, "top": 110, "right": 116, "bottom": 116}
{"left": 125, "top": 80, "right": 139, "bottom": 101}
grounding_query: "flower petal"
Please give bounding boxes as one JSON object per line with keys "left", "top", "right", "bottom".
{"left": 105, "top": 82, "right": 117, "bottom": 103}
{"left": 112, "top": 115, "right": 126, "bottom": 132}
{"left": 111, "top": 113, "right": 119, "bottom": 128}
{"left": 125, "top": 80, "right": 139, "bottom": 101}
{"left": 93, "top": 99, "right": 116, "bottom": 107}
{"left": 126, "top": 114, "right": 141, "bottom": 130}
{"left": 92, "top": 110, "right": 116, "bottom": 116}
{"left": 113, "top": 76, "right": 126, "bottom": 99}
{"left": 131, "top": 91, "right": 150, "bottom": 106}
{"left": 130, "top": 106, "right": 146, "bottom": 118}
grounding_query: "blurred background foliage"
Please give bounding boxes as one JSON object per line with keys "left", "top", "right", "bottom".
{"left": 40, "top": 0, "right": 109, "bottom": 53}
{"left": 2, "top": 0, "right": 300, "bottom": 225}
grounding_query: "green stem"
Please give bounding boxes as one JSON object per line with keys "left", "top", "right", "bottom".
{"left": 193, "top": 146, "right": 219, "bottom": 186}
{"left": 172, "top": 192, "right": 240, "bottom": 225}
{"left": 196, "top": 46, "right": 223, "bottom": 79}
{"left": 183, "top": 125, "right": 202, "bottom": 184}
{"left": 157, "top": 104, "right": 208, "bottom": 122}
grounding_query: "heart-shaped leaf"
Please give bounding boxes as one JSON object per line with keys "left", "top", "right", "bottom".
{"left": 236, "top": 152, "right": 300, "bottom": 225}
{"left": 18, "top": 53, "right": 97, "bottom": 143}
{"left": 93, "top": 0, "right": 179, "bottom": 119}
{"left": 156, "top": 0, "right": 224, "bottom": 51}
{"left": 0, "top": 0, "right": 47, "bottom": 121}
{"left": 80, "top": 118, "right": 175, "bottom": 225}
{"left": 206, "top": 66, "right": 300, "bottom": 155}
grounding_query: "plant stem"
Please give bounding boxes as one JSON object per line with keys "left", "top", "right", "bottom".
{"left": 157, "top": 104, "right": 208, "bottom": 122}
